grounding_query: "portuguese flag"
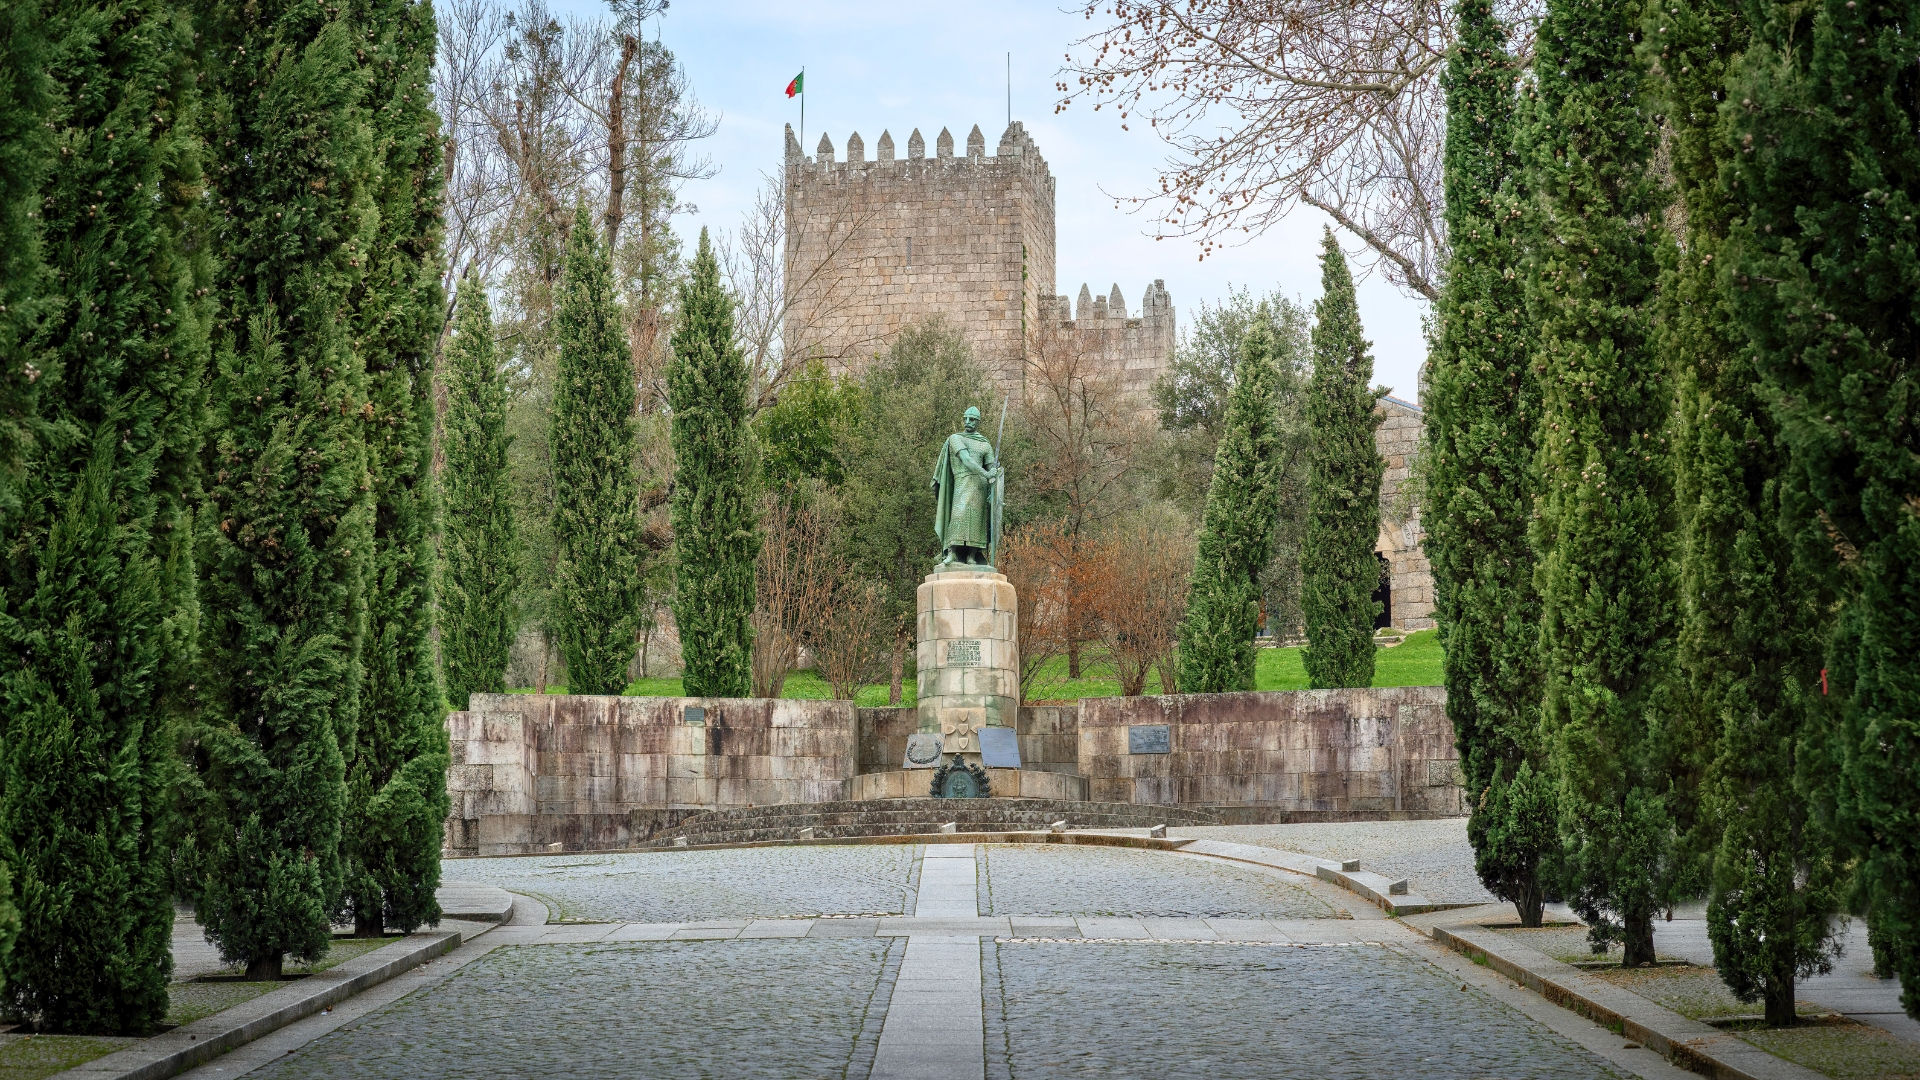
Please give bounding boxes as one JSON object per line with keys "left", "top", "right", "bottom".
{"left": 785, "top": 71, "right": 803, "bottom": 98}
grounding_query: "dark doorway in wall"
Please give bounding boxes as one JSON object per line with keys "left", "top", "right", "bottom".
{"left": 1372, "top": 553, "right": 1392, "bottom": 629}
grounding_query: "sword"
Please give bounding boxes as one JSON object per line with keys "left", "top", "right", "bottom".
{"left": 989, "top": 397, "right": 1008, "bottom": 568}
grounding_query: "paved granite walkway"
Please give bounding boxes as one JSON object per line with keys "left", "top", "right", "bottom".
{"left": 157, "top": 840, "right": 1704, "bottom": 1080}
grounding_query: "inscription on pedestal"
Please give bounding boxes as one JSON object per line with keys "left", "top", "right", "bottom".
{"left": 979, "top": 725, "right": 1021, "bottom": 768}
{"left": 946, "top": 638, "right": 982, "bottom": 667}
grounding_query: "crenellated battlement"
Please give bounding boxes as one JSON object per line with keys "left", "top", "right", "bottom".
{"left": 785, "top": 121, "right": 1051, "bottom": 182}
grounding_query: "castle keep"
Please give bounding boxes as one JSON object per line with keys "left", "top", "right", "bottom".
{"left": 782, "top": 120, "right": 1174, "bottom": 399}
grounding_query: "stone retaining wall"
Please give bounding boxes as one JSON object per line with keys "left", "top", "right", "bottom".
{"left": 446, "top": 694, "right": 855, "bottom": 856}
{"left": 446, "top": 686, "right": 1459, "bottom": 854}
{"left": 1079, "top": 686, "right": 1459, "bottom": 813}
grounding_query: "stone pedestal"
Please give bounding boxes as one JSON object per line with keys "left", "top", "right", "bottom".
{"left": 915, "top": 569, "right": 1019, "bottom": 757}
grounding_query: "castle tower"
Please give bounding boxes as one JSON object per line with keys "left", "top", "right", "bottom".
{"left": 782, "top": 121, "right": 1175, "bottom": 401}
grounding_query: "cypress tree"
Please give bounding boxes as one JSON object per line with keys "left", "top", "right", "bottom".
{"left": 1522, "top": 0, "right": 1675, "bottom": 967}
{"left": 1176, "top": 312, "right": 1285, "bottom": 694}
{"left": 1724, "top": 0, "right": 1920, "bottom": 1019}
{"left": 1425, "top": 0, "right": 1555, "bottom": 926}
{"left": 551, "top": 204, "right": 640, "bottom": 695}
{"left": 442, "top": 277, "right": 518, "bottom": 705}
{"left": 1301, "top": 232, "right": 1384, "bottom": 689}
{"left": 1649, "top": 0, "right": 1844, "bottom": 1027}
{"left": 0, "top": 0, "right": 55, "bottom": 520}
{"left": 194, "top": 0, "right": 377, "bottom": 980}
{"left": 668, "top": 229, "right": 756, "bottom": 699}
{"left": 339, "top": 0, "right": 448, "bottom": 938}
{"left": 0, "top": 0, "right": 208, "bottom": 1031}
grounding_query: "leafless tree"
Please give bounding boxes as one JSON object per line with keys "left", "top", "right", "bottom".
{"left": 1084, "top": 512, "right": 1195, "bottom": 695}
{"left": 718, "top": 173, "right": 886, "bottom": 411}
{"left": 1000, "top": 519, "right": 1084, "bottom": 701}
{"left": 751, "top": 492, "right": 835, "bottom": 698}
{"left": 1019, "top": 317, "right": 1150, "bottom": 676}
{"left": 1059, "top": 0, "right": 1540, "bottom": 301}
{"left": 812, "top": 578, "right": 893, "bottom": 701}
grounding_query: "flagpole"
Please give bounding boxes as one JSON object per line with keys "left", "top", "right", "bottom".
{"left": 800, "top": 66, "right": 805, "bottom": 151}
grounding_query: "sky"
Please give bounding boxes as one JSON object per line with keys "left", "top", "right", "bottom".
{"left": 551, "top": 0, "right": 1432, "bottom": 402}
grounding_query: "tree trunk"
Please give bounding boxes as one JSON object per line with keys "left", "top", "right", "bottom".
{"left": 355, "top": 908, "right": 383, "bottom": 938}
{"left": 1621, "top": 907, "right": 1657, "bottom": 967}
{"left": 246, "top": 953, "right": 284, "bottom": 981}
{"left": 1068, "top": 640, "right": 1082, "bottom": 679}
{"left": 1514, "top": 874, "right": 1545, "bottom": 929}
{"left": 889, "top": 626, "right": 906, "bottom": 705}
{"left": 1765, "top": 971, "right": 1797, "bottom": 1028}
{"left": 536, "top": 626, "right": 551, "bottom": 694}
{"left": 640, "top": 618, "right": 652, "bottom": 678}
{"left": 603, "top": 36, "right": 638, "bottom": 247}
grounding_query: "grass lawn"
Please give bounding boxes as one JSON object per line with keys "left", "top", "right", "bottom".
{"left": 508, "top": 629, "right": 1443, "bottom": 704}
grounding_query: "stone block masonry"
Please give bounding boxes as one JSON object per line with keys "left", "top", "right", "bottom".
{"left": 782, "top": 120, "right": 1174, "bottom": 401}
{"left": 445, "top": 686, "right": 1460, "bottom": 853}
{"left": 1077, "top": 686, "right": 1459, "bottom": 814}
{"left": 1375, "top": 394, "right": 1436, "bottom": 630}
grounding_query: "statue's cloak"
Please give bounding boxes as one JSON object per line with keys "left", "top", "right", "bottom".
{"left": 932, "top": 431, "right": 995, "bottom": 550}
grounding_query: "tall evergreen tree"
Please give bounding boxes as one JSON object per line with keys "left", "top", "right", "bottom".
{"left": 1521, "top": 0, "right": 1675, "bottom": 967}
{"left": 1176, "top": 311, "right": 1285, "bottom": 694}
{"left": 442, "top": 278, "right": 518, "bottom": 705}
{"left": 194, "top": 0, "right": 378, "bottom": 979}
{"left": 550, "top": 204, "right": 640, "bottom": 694}
{"left": 1426, "top": 0, "right": 1555, "bottom": 926}
{"left": 0, "top": 0, "right": 56, "bottom": 520}
{"left": 668, "top": 229, "right": 756, "bottom": 698}
{"left": 1650, "top": 0, "right": 1844, "bottom": 1026}
{"left": 339, "top": 0, "right": 448, "bottom": 939}
{"left": 0, "top": 0, "right": 208, "bottom": 1031}
{"left": 1724, "top": 0, "right": 1920, "bottom": 1019}
{"left": 1301, "top": 232, "right": 1384, "bottom": 689}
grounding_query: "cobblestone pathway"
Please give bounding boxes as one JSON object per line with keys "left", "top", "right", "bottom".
{"left": 200, "top": 842, "right": 1664, "bottom": 1080}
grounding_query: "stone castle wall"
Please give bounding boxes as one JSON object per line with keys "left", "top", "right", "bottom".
{"left": 1375, "top": 395, "right": 1435, "bottom": 630}
{"left": 782, "top": 120, "right": 1173, "bottom": 399}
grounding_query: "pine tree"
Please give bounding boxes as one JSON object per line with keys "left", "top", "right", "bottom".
{"left": 668, "top": 229, "right": 756, "bottom": 699}
{"left": 0, "top": 0, "right": 56, "bottom": 520}
{"left": 1724, "top": 0, "right": 1920, "bottom": 1020}
{"left": 442, "top": 278, "right": 518, "bottom": 706}
{"left": 1301, "top": 232, "right": 1384, "bottom": 689}
{"left": 1522, "top": 0, "right": 1675, "bottom": 967}
{"left": 194, "top": 0, "right": 378, "bottom": 980}
{"left": 339, "top": 0, "right": 448, "bottom": 939}
{"left": 1176, "top": 312, "right": 1285, "bottom": 694}
{"left": 550, "top": 204, "right": 640, "bottom": 695}
{"left": 1425, "top": 0, "right": 1555, "bottom": 927}
{"left": 0, "top": 0, "right": 209, "bottom": 1031}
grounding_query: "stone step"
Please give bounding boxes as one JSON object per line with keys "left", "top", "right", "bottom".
{"left": 650, "top": 797, "right": 1219, "bottom": 847}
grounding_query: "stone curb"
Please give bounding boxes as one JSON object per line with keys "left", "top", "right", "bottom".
{"left": 445, "top": 829, "right": 1195, "bottom": 858}
{"left": 1170, "top": 838, "right": 1478, "bottom": 917}
{"left": 1426, "top": 921, "right": 1824, "bottom": 1080}
{"left": 434, "top": 883, "right": 515, "bottom": 923}
{"left": 56, "top": 929, "right": 466, "bottom": 1080}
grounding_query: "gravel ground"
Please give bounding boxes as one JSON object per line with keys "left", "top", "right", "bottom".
{"left": 441, "top": 845, "right": 920, "bottom": 922}
{"left": 1169, "top": 819, "right": 1498, "bottom": 905}
{"left": 246, "top": 938, "right": 900, "bottom": 1080}
{"left": 979, "top": 845, "right": 1338, "bottom": 919}
{"left": 985, "top": 940, "right": 1628, "bottom": 1080}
